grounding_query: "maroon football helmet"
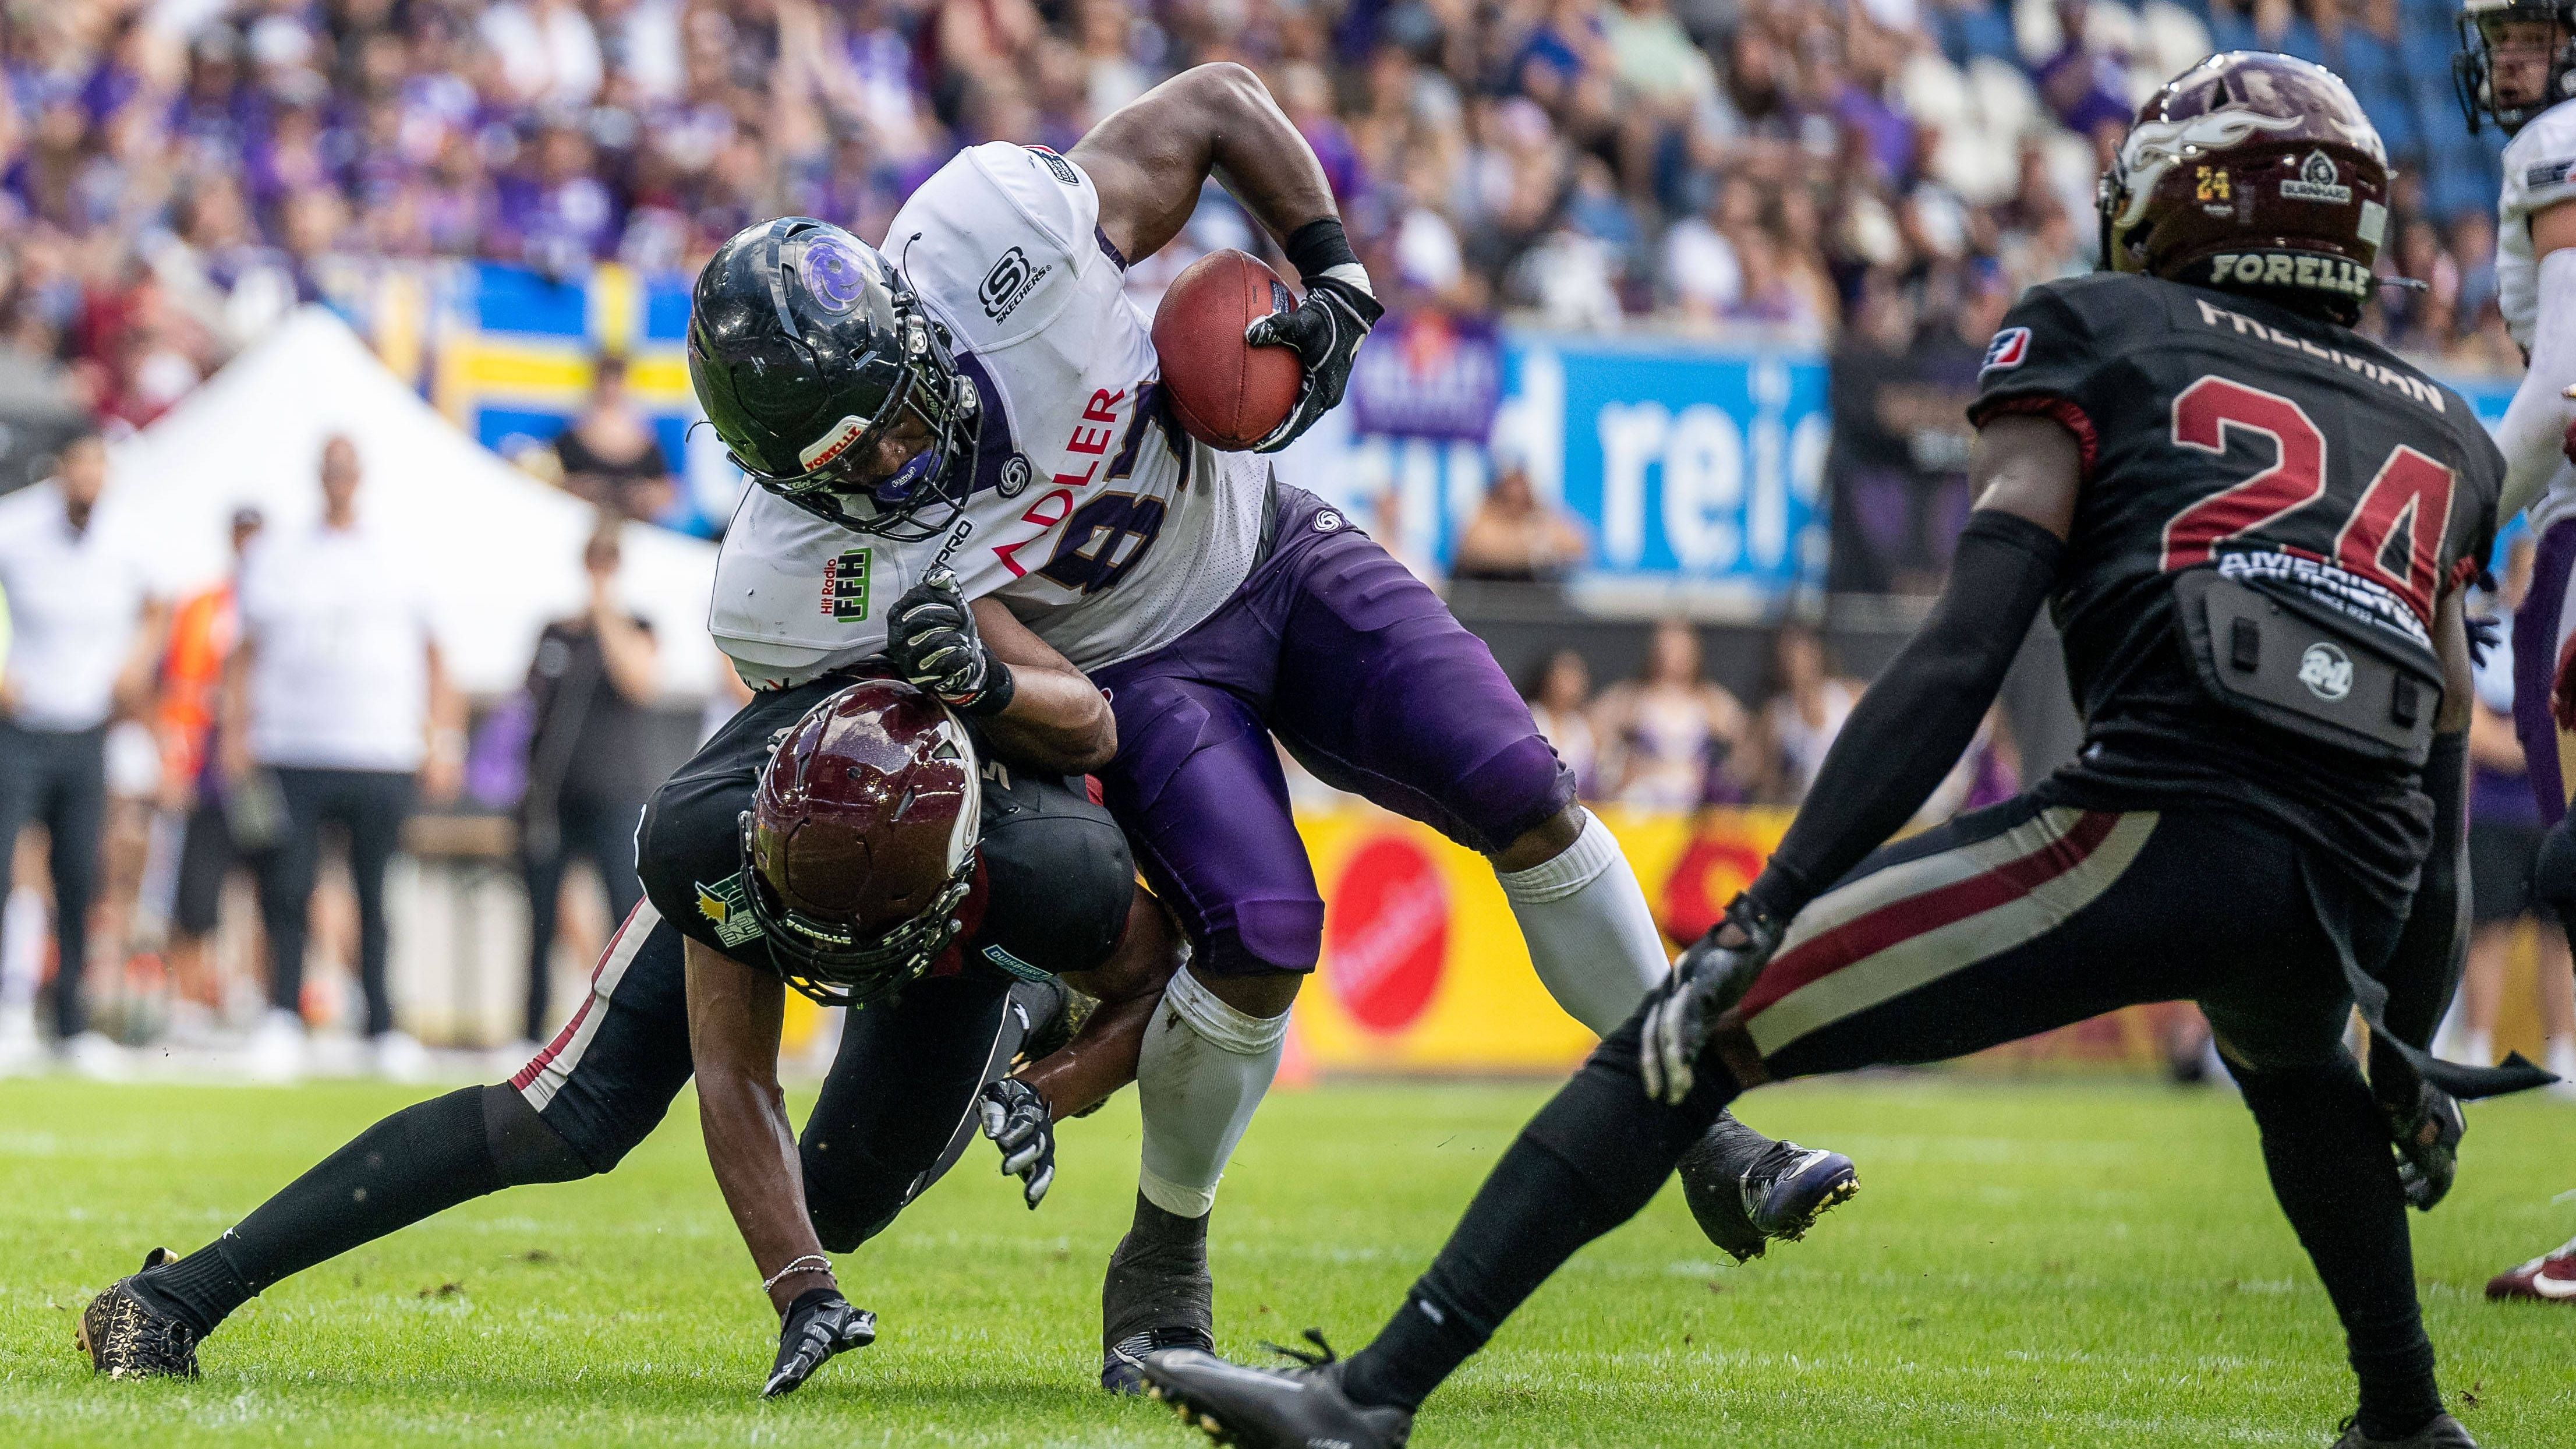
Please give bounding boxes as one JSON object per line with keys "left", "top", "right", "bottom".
{"left": 738, "top": 677, "right": 981, "bottom": 1006}
{"left": 2097, "top": 52, "right": 2391, "bottom": 323}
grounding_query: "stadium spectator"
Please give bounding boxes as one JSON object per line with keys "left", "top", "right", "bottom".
{"left": 1521, "top": 648, "right": 1601, "bottom": 800}
{"left": 1450, "top": 458, "right": 1590, "bottom": 582}
{"left": 153, "top": 504, "right": 263, "bottom": 1042}
{"left": 513, "top": 516, "right": 657, "bottom": 1054}
{"left": 1593, "top": 617, "right": 1749, "bottom": 808}
{"left": 225, "top": 434, "right": 462, "bottom": 1082}
{"left": 1750, "top": 621, "right": 1862, "bottom": 805}
{"left": 551, "top": 354, "right": 678, "bottom": 526}
{"left": 0, "top": 427, "right": 162, "bottom": 1074}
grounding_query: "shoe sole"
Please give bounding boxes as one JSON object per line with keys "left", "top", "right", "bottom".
{"left": 1144, "top": 1377, "right": 1245, "bottom": 1447}
{"left": 1757, "top": 1158, "right": 1861, "bottom": 1246}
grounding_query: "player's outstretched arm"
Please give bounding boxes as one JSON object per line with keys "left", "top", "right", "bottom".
{"left": 682, "top": 938, "right": 876, "bottom": 1395}
{"left": 1642, "top": 415, "right": 2078, "bottom": 1100}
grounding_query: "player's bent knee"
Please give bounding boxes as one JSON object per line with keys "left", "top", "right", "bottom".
{"left": 1492, "top": 802, "right": 1586, "bottom": 874}
{"left": 479, "top": 1084, "right": 595, "bottom": 1186}
{"left": 802, "top": 1143, "right": 915, "bottom": 1252}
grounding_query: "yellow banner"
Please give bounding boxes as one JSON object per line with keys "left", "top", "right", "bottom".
{"left": 1290, "top": 804, "right": 1787, "bottom": 1072}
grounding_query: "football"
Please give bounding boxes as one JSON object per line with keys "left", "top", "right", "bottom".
{"left": 1151, "top": 249, "right": 1305, "bottom": 450}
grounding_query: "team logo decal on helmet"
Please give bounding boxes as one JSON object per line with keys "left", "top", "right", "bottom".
{"left": 799, "top": 234, "right": 876, "bottom": 314}
{"left": 2099, "top": 52, "right": 2391, "bottom": 324}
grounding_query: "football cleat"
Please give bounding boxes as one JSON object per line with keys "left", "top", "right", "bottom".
{"left": 2330, "top": 1411, "right": 2478, "bottom": 1447}
{"left": 77, "top": 1249, "right": 201, "bottom": 1380}
{"left": 1141, "top": 1334, "right": 1411, "bottom": 1449}
{"left": 1675, "top": 1115, "right": 1859, "bottom": 1263}
{"left": 2485, "top": 1235, "right": 2576, "bottom": 1303}
{"left": 1101, "top": 1195, "right": 1215, "bottom": 1394}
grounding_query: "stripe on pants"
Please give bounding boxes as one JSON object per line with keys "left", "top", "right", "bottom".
{"left": 514, "top": 899, "right": 660, "bottom": 1111}
{"left": 1742, "top": 808, "right": 2157, "bottom": 1059}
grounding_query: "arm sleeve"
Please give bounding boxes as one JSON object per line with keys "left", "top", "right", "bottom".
{"left": 2379, "top": 730, "right": 2468, "bottom": 1050}
{"left": 1744, "top": 510, "right": 2065, "bottom": 922}
{"left": 2494, "top": 247, "right": 2576, "bottom": 522}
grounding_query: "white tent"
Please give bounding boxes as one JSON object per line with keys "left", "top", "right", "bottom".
{"left": 107, "top": 307, "right": 722, "bottom": 698}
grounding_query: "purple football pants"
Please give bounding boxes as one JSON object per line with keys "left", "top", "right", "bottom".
{"left": 2513, "top": 515, "right": 2576, "bottom": 824}
{"left": 1091, "top": 485, "right": 1574, "bottom": 977}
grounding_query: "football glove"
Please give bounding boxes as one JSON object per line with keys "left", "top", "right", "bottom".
{"left": 2382, "top": 1077, "right": 2465, "bottom": 1213}
{"left": 978, "top": 1076, "right": 1056, "bottom": 1209}
{"left": 886, "top": 567, "right": 1010, "bottom": 714}
{"left": 1244, "top": 274, "right": 1383, "bottom": 454}
{"left": 1641, "top": 895, "right": 1786, "bottom": 1106}
{"left": 763, "top": 1287, "right": 876, "bottom": 1397}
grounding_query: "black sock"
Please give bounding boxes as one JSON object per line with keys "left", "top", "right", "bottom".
{"left": 1341, "top": 1019, "right": 1733, "bottom": 1412}
{"left": 2230, "top": 1055, "right": 2441, "bottom": 1440}
{"left": 1104, "top": 1192, "right": 1212, "bottom": 1346}
{"left": 135, "top": 1085, "right": 580, "bottom": 1338}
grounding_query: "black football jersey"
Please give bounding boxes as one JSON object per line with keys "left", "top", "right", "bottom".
{"left": 1968, "top": 272, "right": 2504, "bottom": 907}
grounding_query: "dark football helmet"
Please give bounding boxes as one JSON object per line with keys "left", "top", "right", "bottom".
{"left": 688, "top": 218, "right": 980, "bottom": 541}
{"left": 738, "top": 678, "right": 982, "bottom": 1008}
{"left": 2097, "top": 52, "right": 2390, "bottom": 325}
{"left": 2458, "top": 0, "right": 2576, "bottom": 133}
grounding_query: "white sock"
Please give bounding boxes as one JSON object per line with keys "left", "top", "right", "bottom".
{"left": 2462, "top": 1029, "right": 2495, "bottom": 1068}
{"left": 1135, "top": 963, "right": 1290, "bottom": 1218}
{"left": 0, "top": 886, "right": 45, "bottom": 1011}
{"left": 1495, "top": 810, "right": 1665, "bottom": 1036}
{"left": 2546, "top": 1034, "right": 2576, "bottom": 1080}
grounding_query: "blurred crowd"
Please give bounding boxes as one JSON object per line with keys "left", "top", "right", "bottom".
{"left": 1511, "top": 616, "right": 2018, "bottom": 814}
{"left": 0, "top": 0, "right": 2531, "bottom": 452}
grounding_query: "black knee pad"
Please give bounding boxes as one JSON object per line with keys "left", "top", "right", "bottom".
{"left": 480, "top": 1084, "right": 595, "bottom": 1186}
{"left": 801, "top": 1139, "right": 915, "bottom": 1252}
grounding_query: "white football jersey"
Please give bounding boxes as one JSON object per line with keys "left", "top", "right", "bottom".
{"left": 2498, "top": 97, "right": 2576, "bottom": 348}
{"left": 2497, "top": 98, "right": 2576, "bottom": 526}
{"left": 710, "top": 143, "right": 1268, "bottom": 688}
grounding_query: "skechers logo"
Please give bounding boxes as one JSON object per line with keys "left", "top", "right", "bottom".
{"left": 979, "top": 246, "right": 1052, "bottom": 323}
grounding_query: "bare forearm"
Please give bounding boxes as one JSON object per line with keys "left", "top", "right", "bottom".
{"left": 971, "top": 599, "right": 1113, "bottom": 773}
{"left": 696, "top": 1075, "right": 829, "bottom": 1314}
{"left": 1017, "top": 988, "right": 1154, "bottom": 1119}
{"left": 1074, "top": 64, "right": 1338, "bottom": 264}
{"left": 684, "top": 941, "right": 829, "bottom": 1314}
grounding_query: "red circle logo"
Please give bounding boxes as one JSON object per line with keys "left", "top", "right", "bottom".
{"left": 1323, "top": 836, "right": 1450, "bottom": 1034}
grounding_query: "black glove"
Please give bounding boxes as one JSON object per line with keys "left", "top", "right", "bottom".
{"left": 1640, "top": 895, "right": 1786, "bottom": 1105}
{"left": 886, "top": 567, "right": 1012, "bottom": 715}
{"left": 1244, "top": 273, "right": 1383, "bottom": 454}
{"left": 977, "top": 1076, "right": 1056, "bottom": 1208}
{"left": 763, "top": 1287, "right": 876, "bottom": 1397}
{"left": 2382, "top": 1077, "right": 2465, "bottom": 1212}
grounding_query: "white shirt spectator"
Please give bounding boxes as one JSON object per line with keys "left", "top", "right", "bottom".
{"left": 237, "top": 522, "right": 437, "bottom": 772}
{"left": 0, "top": 483, "right": 152, "bottom": 733}
{"left": 1662, "top": 215, "right": 1742, "bottom": 313}
{"left": 479, "top": 1, "right": 606, "bottom": 106}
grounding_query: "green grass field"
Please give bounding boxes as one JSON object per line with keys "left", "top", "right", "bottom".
{"left": 3, "top": 1074, "right": 2573, "bottom": 1447}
